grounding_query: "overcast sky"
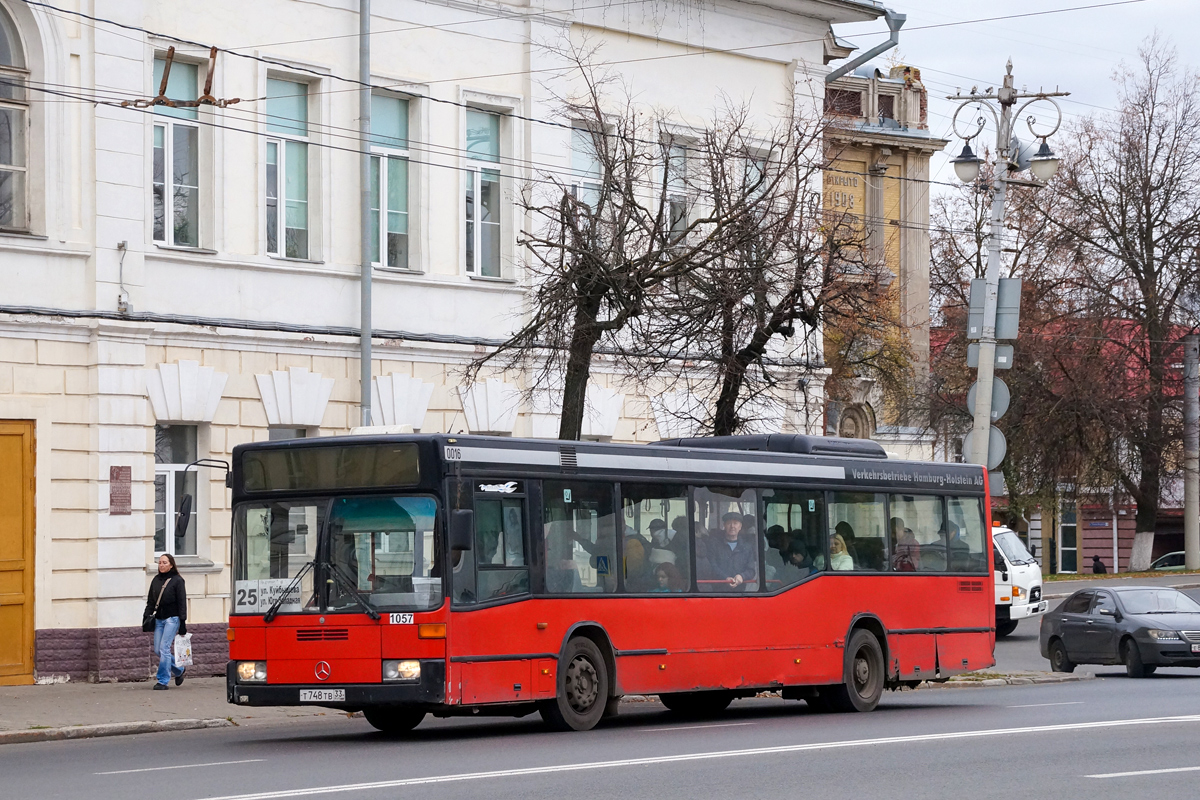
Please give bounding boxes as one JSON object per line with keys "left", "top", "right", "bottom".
{"left": 831, "top": 0, "right": 1200, "bottom": 186}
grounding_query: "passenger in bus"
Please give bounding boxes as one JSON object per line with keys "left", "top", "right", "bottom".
{"left": 666, "top": 516, "right": 691, "bottom": 563}
{"left": 891, "top": 517, "right": 920, "bottom": 571}
{"left": 946, "top": 522, "right": 972, "bottom": 570}
{"left": 766, "top": 526, "right": 814, "bottom": 585}
{"left": 701, "top": 512, "right": 757, "bottom": 590}
{"left": 544, "top": 521, "right": 582, "bottom": 593}
{"left": 828, "top": 533, "right": 854, "bottom": 570}
{"left": 623, "top": 535, "right": 653, "bottom": 592}
{"left": 651, "top": 562, "right": 686, "bottom": 592}
{"left": 647, "top": 519, "right": 677, "bottom": 566}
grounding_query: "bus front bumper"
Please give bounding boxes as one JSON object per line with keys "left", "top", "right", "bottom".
{"left": 226, "top": 660, "right": 445, "bottom": 708}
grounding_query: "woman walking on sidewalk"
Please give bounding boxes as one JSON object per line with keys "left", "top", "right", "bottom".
{"left": 145, "top": 554, "right": 188, "bottom": 690}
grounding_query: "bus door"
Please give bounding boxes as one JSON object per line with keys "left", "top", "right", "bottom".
{"left": 449, "top": 479, "right": 537, "bottom": 705}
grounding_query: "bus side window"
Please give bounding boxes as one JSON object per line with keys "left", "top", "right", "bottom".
{"left": 761, "top": 489, "right": 824, "bottom": 589}
{"left": 474, "top": 494, "right": 530, "bottom": 601}
{"left": 619, "top": 484, "right": 689, "bottom": 593}
{"left": 693, "top": 486, "right": 759, "bottom": 592}
{"left": 887, "top": 494, "right": 947, "bottom": 572}
{"left": 946, "top": 496, "right": 987, "bottom": 572}
{"left": 542, "top": 481, "right": 618, "bottom": 594}
{"left": 827, "top": 492, "right": 887, "bottom": 571}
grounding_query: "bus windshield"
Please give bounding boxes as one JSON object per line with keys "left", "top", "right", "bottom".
{"left": 233, "top": 495, "right": 442, "bottom": 614}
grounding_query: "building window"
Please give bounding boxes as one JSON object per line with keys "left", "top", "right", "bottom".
{"left": 666, "top": 141, "right": 687, "bottom": 241}
{"left": 265, "top": 78, "right": 309, "bottom": 259}
{"left": 464, "top": 109, "right": 501, "bottom": 277}
{"left": 152, "top": 58, "right": 200, "bottom": 247}
{"left": 154, "top": 424, "right": 198, "bottom": 556}
{"left": 571, "top": 126, "right": 601, "bottom": 209}
{"left": 268, "top": 427, "right": 307, "bottom": 441}
{"left": 878, "top": 94, "right": 896, "bottom": 123}
{"left": 370, "top": 93, "right": 410, "bottom": 270}
{"left": 824, "top": 88, "right": 862, "bottom": 117}
{"left": 0, "top": 6, "right": 28, "bottom": 231}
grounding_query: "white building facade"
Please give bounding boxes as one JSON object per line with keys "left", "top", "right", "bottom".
{"left": 0, "top": 0, "right": 888, "bottom": 682}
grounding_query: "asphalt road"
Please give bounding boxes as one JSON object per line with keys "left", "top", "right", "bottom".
{"left": 8, "top": 673, "right": 1200, "bottom": 798}
{"left": 8, "top": 581, "right": 1200, "bottom": 800}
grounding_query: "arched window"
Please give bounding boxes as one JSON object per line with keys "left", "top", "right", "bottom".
{"left": 0, "top": 3, "right": 27, "bottom": 230}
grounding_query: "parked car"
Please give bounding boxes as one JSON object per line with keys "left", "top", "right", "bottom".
{"left": 1040, "top": 586, "right": 1200, "bottom": 677}
{"left": 1150, "top": 551, "right": 1186, "bottom": 571}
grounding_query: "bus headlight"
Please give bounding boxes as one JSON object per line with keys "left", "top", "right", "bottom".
{"left": 237, "top": 661, "right": 267, "bottom": 682}
{"left": 1012, "top": 586, "right": 1024, "bottom": 599}
{"left": 383, "top": 660, "right": 421, "bottom": 681}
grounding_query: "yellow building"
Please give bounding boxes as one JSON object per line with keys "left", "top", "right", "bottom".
{"left": 822, "top": 64, "right": 947, "bottom": 459}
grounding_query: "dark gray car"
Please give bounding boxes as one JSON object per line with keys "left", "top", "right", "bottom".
{"left": 1039, "top": 586, "right": 1200, "bottom": 677}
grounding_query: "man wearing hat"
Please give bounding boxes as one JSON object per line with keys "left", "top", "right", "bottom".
{"left": 703, "top": 512, "right": 757, "bottom": 590}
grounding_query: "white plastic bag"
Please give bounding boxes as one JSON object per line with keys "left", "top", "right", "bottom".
{"left": 173, "top": 633, "right": 193, "bottom": 668}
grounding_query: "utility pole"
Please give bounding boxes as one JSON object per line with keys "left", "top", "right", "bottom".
{"left": 358, "top": 0, "right": 373, "bottom": 427}
{"left": 947, "top": 62, "right": 1068, "bottom": 472}
{"left": 1185, "top": 334, "right": 1199, "bottom": 570}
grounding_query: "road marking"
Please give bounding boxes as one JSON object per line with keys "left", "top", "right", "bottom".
{"left": 98, "top": 759, "right": 264, "bottom": 776}
{"left": 1007, "top": 702, "right": 1085, "bottom": 709}
{"left": 194, "top": 714, "right": 1200, "bottom": 800}
{"left": 1087, "top": 765, "right": 1200, "bottom": 779}
{"left": 640, "top": 722, "right": 757, "bottom": 733}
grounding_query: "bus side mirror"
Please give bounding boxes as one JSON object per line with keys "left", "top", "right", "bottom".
{"left": 450, "top": 510, "right": 474, "bottom": 551}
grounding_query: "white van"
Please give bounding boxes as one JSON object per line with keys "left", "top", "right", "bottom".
{"left": 993, "top": 526, "right": 1048, "bottom": 637}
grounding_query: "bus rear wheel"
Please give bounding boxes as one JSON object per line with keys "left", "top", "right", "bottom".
{"left": 539, "top": 637, "right": 609, "bottom": 732}
{"left": 828, "top": 629, "right": 885, "bottom": 713}
{"left": 659, "top": 690, "right": 735, "bottom": 717}
{"left": 363, "top": 707, "right": 426, "bottom": 734}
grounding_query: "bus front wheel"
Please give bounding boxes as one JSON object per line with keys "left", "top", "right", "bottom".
{"left": 363, "top": 707, "right": 426, "bottom": 734}
{"left": 829, "top": 629, "right": 885, "bottom": 713}
{"left": 539, "top": 637, "right": 609, "bottom": 732}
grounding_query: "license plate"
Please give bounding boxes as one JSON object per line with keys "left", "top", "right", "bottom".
{"left": 1191, "top": 644, "right": 1200, "bottom": 654}
{"left": 300, "top": 688, "right": 345, "bottom": 702}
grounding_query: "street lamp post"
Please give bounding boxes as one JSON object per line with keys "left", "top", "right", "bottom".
{"left": 948, "top": 61, "right": 1068, "bottom": 472}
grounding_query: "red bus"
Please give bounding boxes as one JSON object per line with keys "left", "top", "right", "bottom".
{"left": 226, "top": 433, "right": 994, "bottom": 732}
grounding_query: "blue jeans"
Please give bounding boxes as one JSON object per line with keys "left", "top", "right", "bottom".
{"left": 153, "top": 616, "right": 184, "bottom": 685}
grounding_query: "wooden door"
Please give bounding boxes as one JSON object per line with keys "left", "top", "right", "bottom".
{"left": 0, "top": 420, "right": 35, "bottom": 685}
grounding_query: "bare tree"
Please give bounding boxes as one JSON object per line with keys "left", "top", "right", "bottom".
{"left": 930, "top": 38, "right": 1200, "bottom": 548}
{"left": 465, "top": 57, "right": 763, "bottom": 440}
{"left": 621, "top": 108, "right": 909, "bottom": 436}
{"left": 1044, "top": 38, "right": 1200, "bottom": 543}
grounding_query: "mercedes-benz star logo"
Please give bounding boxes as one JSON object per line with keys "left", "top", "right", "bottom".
{"left": 314, "top": 661, "right": 331, "bottom": 681}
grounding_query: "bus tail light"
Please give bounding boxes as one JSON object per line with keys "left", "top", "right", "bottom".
{"left": 236, "top": 661, "right": 267, "bottom": 682}
{"left": 383, "top": 660, "right": 421, "bottom": 681}
{"left": 226, "top": 628, "right": 235, "bottom": 641}
{"left": 418, "top": 623, "right": 446, "bottom": 639}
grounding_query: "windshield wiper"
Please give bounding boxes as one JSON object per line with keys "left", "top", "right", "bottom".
{"left": 264, "top": 561, "right": 315, "bottom": 623}
{"left": 325, "top": 562, "right": 382, "bottom": 621}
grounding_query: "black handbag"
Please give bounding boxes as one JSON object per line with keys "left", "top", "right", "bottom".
{"left": 142, "top": 577, "right": 172, "bottom": 632}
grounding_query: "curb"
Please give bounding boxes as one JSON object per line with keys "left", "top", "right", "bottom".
{"left": 920, "top": 673, "right": 1093, "bottom": 689}
{"left": 0, "top": 718, "right": 234, "bottom": 746}
{"left": 1044, "top": 581, "right": 1200, "bottom": 600}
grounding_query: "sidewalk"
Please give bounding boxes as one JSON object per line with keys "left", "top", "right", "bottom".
{"left": 0, "top": 676, "right": 340, "bottom": 743}
{"left": 1042, "top": 576, "right": 1200, "bottom": 599}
